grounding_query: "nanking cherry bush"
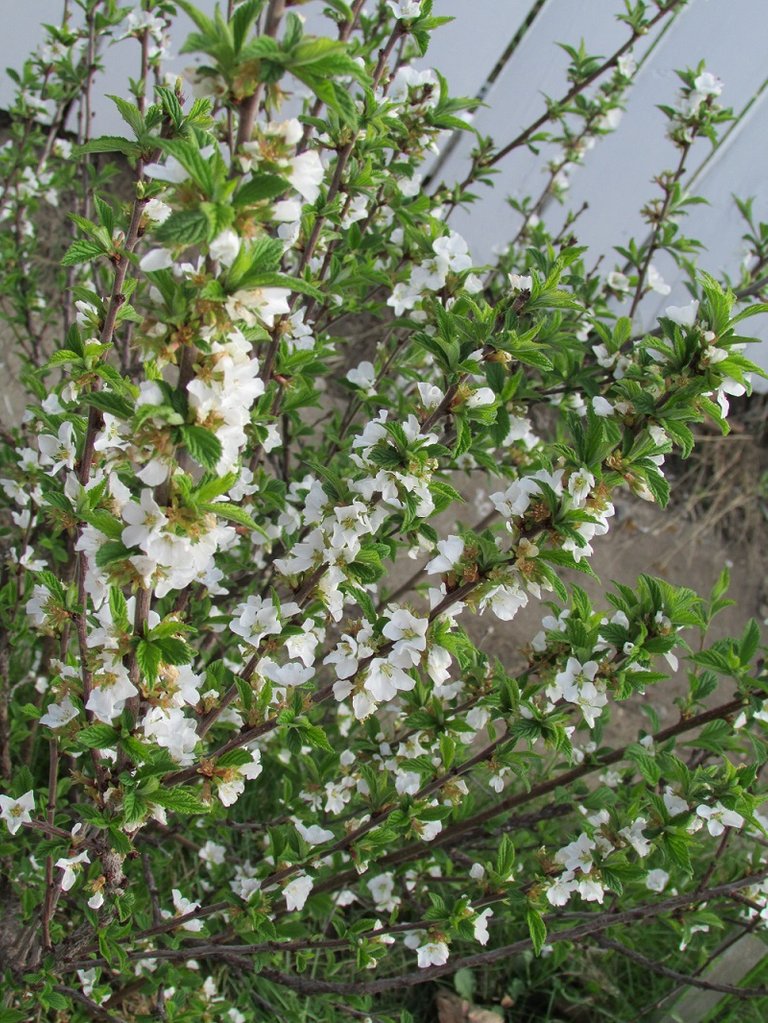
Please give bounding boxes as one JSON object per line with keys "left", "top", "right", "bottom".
{"left": 1, "top": 0, "right": 768, "bottom": 1019}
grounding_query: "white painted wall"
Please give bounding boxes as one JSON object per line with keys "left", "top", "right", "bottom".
{"left": 3, "top": 0, "right": 767, "bottom": 383}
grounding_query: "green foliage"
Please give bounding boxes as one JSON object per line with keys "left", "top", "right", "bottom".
{"left": 1, "top": 1, "right": 767, "bottom": 1021}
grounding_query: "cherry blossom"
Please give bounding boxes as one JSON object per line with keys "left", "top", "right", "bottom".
{"left": 664, "top": 300, "right": 699, "bottom": 327}
{"left": 170, "top": 889, "right": 204, "bottom": 931}
{"left": 0, "top": 791, "right": 35, "bottom": 834}
{"left": 39, "top": 695, "right": 79, "bottom": 729}
{"left": 283, "top": 874, "right": 314, "bottom": 912}
{"left": 56, "top": 850, "right": 90, "bottom": 891}
{"left": 38, "top": 422, "right": 76, "bottom": 475}
{"left": 645, "top": 869, "right": 670, "bottom": 892}
{"left": 416, "top": 940, "right": 449, "bottom": 968}
{"left": 696, "top": 802, "right": 745, "bottom": 836}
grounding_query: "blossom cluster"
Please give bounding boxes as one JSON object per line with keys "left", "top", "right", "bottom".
{"left": 0, "top": 2, "right": 766, "bottom": 1019}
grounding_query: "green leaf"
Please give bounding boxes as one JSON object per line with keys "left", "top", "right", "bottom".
{"left": 453, "top": 967, "right": 475, "bottom": 1001}
{"left": 155, "top": 209, "right": 212, "bottom": 246}
{"left": 234, "top": 173, "right": 290, "bottom": 206}
{"left": 179, "top": 425, "right": 223, "bottom": 469}
{"left": 232, "top": 0, "right": 265, "bottom": 52}
{"left": 296, "top": 721, "right": 333, "bottom": 752}
{"left": 95, "top": 540, "right": 131, "bottom": 569}
{"left": 304, "top": 76, "right": 359, "bottom": 125}
{"left": 122, "top": 790, "right": 148, "bottom": 826}
{"left": 136, "top": 639, "right": 162, "bottom": 683}
{"left": 83, "top": 510, "right": 124, "bottom": 540}
{"left": 226, "top": 236, "right": 285, "bottom": 287}
{"left": 77, "top": 724, "right": 120, "bottom": 749}
{"left": 203, "top": 501, "right": 269, "bottom": 539}
{"left": 108, "top": 94, "right": 145, "bottom": 136}
{"left": 45, "top": 348, "right": 82, "bottom": 368}
{"left": 739, "top": 619, "right": 760, "bottom": 666}
{"left": 39, "top": 570, "right": 66, "bottom": 603}
{"left": 82, "top": 391, "right": 135, "bottom": 420}
{"left": 0, "top": 1009, "right": 28, "bottom": 1022}
{"left": 152, "top": 788, "right": 210, "bottom": 815}
{"left": 61, "top": 239, "right": 107, "bottom": 266}
{"left": 77, "top": 136, "right": 140, "bottom": 158}
{"left": 665, "top": 829, "right": 693, "bottom": 874}
{"left": 496, "top": 834, "right": 516, "bottom": 878}
{"left": 154, "top": 636, "right": 194, "bottom": 666}
{"left": 194, "top": 472, "right": 237, "bottom": 503}
{"left": 526, "top": 907, "right": 547, "bottom": 956}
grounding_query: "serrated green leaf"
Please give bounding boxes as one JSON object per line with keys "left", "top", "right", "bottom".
{"left": 152, "top": 788, "right": 210, "bottom": 815}
{"left": 155, "top": 208, "right": 212, "bottom": 246}
{"left": 136, "top": 639, "right": 162, "bottom": 683}
{"left": 84, "top": 510, "right": 124, "bottom": 540}
{"left": 77, "top": 136, "right": 140, "bottom": 158}
{"left": 154, "top": 636, "right": 194, "bottom": 666}
{"left": 61, "top": 239, "right": 107, "bottom": 266}
{"left": 235, "top": 173, "right": 291, "bottom": 206}
{"left": 179, "top": 425, "right": 223, "bottom": 470}
{"left": 77, "top": 724, "right": 120, "bottom": 749}
{"left": 95, "top": 540, "right": 131, "bottom": 569}
{"left": 122, "top": 790, "right": 148, "bottom": 826}
{"left": 526, "top": 907, "right": 547, "bottom": 955}
{"left": 202, "top": 501, "right": 269, "bottom": 539}
{"left": 82, "top": 391, "right": 135, "bottom": 420}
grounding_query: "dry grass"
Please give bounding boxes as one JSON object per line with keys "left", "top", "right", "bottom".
{"left": 665, "top": 394, "right": 768, "bottom": 557}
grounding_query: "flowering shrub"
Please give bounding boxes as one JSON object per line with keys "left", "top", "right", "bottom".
{"left": 1, "top": 1, "right": 768, "bottom": 1020}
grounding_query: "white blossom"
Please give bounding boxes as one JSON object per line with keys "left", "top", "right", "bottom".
{"left": 696, "top": 801, "right": 745, "bottom": 836}
{"left": 86, "top": 655, "right": 138, "bottom": 723}
{"left": 283, "top": 873, "right": 314, "bottom": 911}
{"left": 56, "top": 850, "right": 90, "bottom": 892}
{"left": 508, "top": 273, "right": 533, "bottom": 291}
{"left": 40, "top": 695, "right": 79, "bottom": 729}
{"left": 287, "top": 150, "right": 324, "bottom": 203}
{"left": 346, "top": 361, "right": 376, "bottom": 394}
{"left": 388, "top": 0, "right": 422, "bottom": 19}
{"left": 647, "top": 264, "right": 671, "bottom": 295}
{"left": 364, "top": 658, "right": 416, "bottom": 703}
{"left": 555, "top": 833, "right": 594, "bottom": 874}
{"left": 38, "top": 422, "right": 76, "bottom": 475}
{"left": 416, "top": 940, "right": 449, "bottom": 968}
{"left": 209, "top": 229, "right": 241, "bottom": 267}
{"left": 0, "top": 790, "right": 35, "bottom": 835}
{"left": 645, "top": 869, "right": 670, "bottom": 892}
{"left": 473, "top": 908, "right": 493, "bottom": 945}
{"left": 139, "top": 248, "right": 173, "bottom": 272}
{"left": 664, "top": 300, "right": 699, "bottom": 328}
{"left": 295, "top": 821, "right": 334, "bottom": 846}
{"left": 619, "top": 817, "right": 652, "bottom": 857}
{"left": 198, "top": 841, "right": 227, "bottom": 867}
{"left": 171, "top": 889, "right": 204, "bottom": 931}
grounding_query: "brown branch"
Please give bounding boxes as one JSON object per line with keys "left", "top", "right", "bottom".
{"left": 627, "top": 142, "right": 691, "bottom": 321}
{"left": 0, "top": 640, "right": 11, "bottom": 780}
{"left": 53, "top": 986, "right": 130, "bottom": 1023}
{"left": 234, "top": 0, "right": 285, "bottom": 152}
{"left": 40, "top": 737, "right": 60, "bottom": 953}
{"left": 211, "top": 872, "right": 768, "bottom": 996}
{"left": 153, "top": 694, "right": 747, "bottom": 944}
{"left": 488, "top": 2, "right": 682, "bottom": 170}
{"left": 311, "top": 694, "right": 746, "bottom": 898}
{"left": 260, "top": 20, "right": 404, "bottom": 385}
{"left": 595, "top": 934, "right": 768, "bottom": 999}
